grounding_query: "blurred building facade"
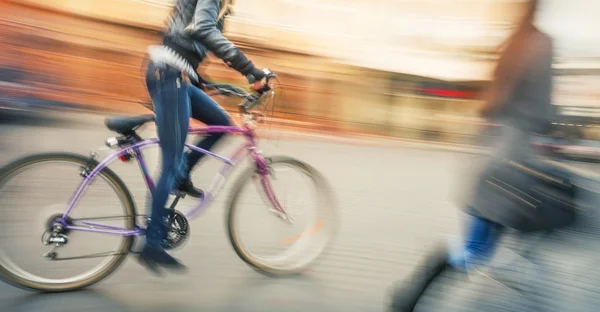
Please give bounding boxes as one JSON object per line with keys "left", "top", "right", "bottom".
{"left": 1, "top": 0, "right": 599, "bottom": 142}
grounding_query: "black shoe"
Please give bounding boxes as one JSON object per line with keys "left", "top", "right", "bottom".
{"left": 389, "top": 244, "right": 452, "bottom": 312}
{"left": 137, "top": 244, "right": 187, "bottom": 276}
{"left": 175, "top": 178, "right": 204, "bottom": 198}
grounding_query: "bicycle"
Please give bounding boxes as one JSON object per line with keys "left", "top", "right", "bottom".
{"left": 0, "top": 71, "right": 337, "bottom": 292}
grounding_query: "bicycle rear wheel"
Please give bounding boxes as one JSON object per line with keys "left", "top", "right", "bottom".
{"left": 0, "top": 153, "right": 135, "bottom": 292}
{"left": 226, "top": 156, "right": 337, "bottom": 276}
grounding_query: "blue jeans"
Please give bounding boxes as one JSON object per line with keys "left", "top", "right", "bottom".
{"left": 181, "top": 84, "right": 231, "bottom": 180}
{"left": 144, "top": 62, "right": 229, "bottom": 246}
{"left": 449, "top": 214, "right": 503, "bottom": 272}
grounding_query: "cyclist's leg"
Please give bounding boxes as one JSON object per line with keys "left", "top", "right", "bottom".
{"left": 177, "top": 84, "right": 231, "bottom": 191}
{"left": 140, "top": 62, "right": 190, "bottom": 271}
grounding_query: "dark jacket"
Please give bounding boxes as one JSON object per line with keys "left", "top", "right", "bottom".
{"left": 163, "top": 0, "right": 258, "bottom": 77}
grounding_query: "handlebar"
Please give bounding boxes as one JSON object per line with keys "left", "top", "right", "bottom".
{"left": 204, "top": 68, "right": 277, "bottom": 115}
{"left": 204, "top": 83, "right": 249, "bottom": 97}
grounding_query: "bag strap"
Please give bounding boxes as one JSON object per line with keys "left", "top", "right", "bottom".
{"left": 503, "top": 159, "right": 571, "bottom": 188}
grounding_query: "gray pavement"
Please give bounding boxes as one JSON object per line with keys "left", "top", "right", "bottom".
{"left": 1, "top": 111, "right": 600, "bottom": 312}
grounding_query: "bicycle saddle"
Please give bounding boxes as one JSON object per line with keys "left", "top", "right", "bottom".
{"left": 105, "top": 114, "right": 155, "bottom": 134}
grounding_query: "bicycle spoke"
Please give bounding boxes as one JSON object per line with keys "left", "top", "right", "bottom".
{"left": 49, "top": 251, "right": 127, "bottom": 261}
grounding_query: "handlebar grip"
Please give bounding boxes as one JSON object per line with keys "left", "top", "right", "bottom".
{"left": 254, "top": 84, "right": 271, "bottom": 94}
{"left": 255, "top": 70, "right": 277, "bottom": 92}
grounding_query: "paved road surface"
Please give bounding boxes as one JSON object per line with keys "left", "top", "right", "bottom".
{"left": 1, "top": 111, "right": 600, "bottom": 312}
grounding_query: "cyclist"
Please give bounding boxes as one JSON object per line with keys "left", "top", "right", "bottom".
{"left": 389, "top": 0, "right": 556, "bottom": 310}
{"left": 141, "top": 0, "right": 268, "bottom": 274}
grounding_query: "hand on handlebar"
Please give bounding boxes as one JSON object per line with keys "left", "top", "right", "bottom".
{"left": 237, "top": 69, "right": 276, "bottom": 115}
{"left": 252, "top": 77, "right": 268, "bottom": 92}
{"left": 249, "top": 68, "right": 277, "bottom": 94}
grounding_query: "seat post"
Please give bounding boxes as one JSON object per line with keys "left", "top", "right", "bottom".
{"left": 122, "top": 131, "right": 143, "bottom": 144}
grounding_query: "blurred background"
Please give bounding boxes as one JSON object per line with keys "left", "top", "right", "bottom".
{"left": 1, "top": 1, "right": 600, "bottom": 312}
{"left": 2, "top": 0, "right": 598, "bottom": 147}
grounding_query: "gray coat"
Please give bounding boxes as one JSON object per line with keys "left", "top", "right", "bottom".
{"left": 464, "top": 32, "right": 556, "bottom": 227}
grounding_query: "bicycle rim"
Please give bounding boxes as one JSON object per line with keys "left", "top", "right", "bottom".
{"left": 0, "top": 153, "right": 135, "bottom": 292}
{"left": 227, "top": 156, "right": 337, "bottom": 275}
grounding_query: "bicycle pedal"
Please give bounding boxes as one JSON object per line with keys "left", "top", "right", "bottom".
{"left": 130, "top": 236, "right": 146, "bottom": 254}
{"left": 171, "top": 191, "right": 186, "bottom": 198}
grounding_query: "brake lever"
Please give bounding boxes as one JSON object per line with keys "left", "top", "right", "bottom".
{"left": 205, "top": 83, "right": 249, "bottom": 98}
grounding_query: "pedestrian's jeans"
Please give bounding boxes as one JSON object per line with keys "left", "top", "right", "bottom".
{"left": 448, "top": 213, "right": 503, "bottom": 272}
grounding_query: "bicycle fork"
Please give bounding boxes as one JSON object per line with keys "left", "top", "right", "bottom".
{"left": 254, "top": 155, "right": 293, "bottom": 223}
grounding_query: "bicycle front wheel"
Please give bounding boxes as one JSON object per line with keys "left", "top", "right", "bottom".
{"left": 227, "top": 156, "right": 337, "bottom": 276}
{"left": 0, "top": 153, "right": 136, "bottom": 292}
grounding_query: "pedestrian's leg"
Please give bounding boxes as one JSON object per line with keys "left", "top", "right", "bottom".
{"left": 389, "top": 214, "right": 503, "bottom": 312}
{"left": 448, "top": 214, "right": 503, "bottom": 272}
{"left": 389, "top": 242, "right": 451, "bottom": 312}
{"left": 139, "top": 63, "right": 189, "bottom": 274}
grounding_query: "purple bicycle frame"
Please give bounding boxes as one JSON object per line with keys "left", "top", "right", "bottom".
{"left": 58, "top": 125, "right": 285, "bottom": 236}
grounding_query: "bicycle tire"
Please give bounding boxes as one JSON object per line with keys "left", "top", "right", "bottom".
{"left": 226, "top": 156, "right": 337, "bottom": 276}
{"left": 0, "top": 153, "right": 136, "bottom": 292}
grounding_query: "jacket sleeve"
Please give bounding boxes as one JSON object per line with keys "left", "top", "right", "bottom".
{"left": 188, "top": 0, "right": 256, "bottom": 76}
